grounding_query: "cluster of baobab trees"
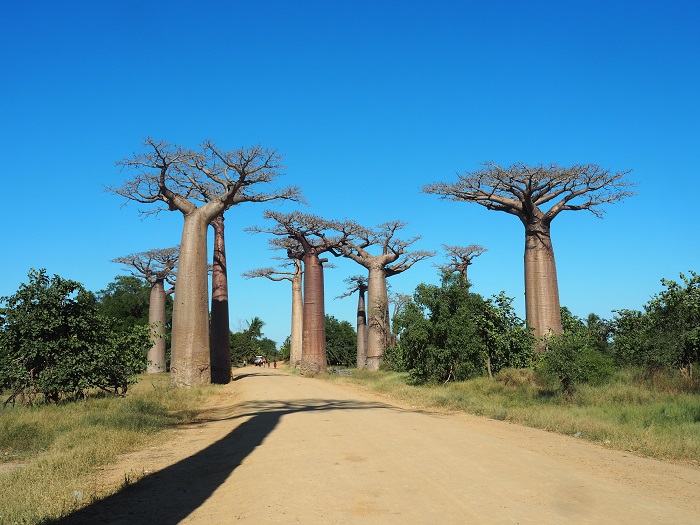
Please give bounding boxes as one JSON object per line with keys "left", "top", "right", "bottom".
{"left": 111, "top": 138, "right": 633, "bottom": 387}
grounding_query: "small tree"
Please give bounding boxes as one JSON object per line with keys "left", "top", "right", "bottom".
{"left": 0, "top": 269, "right": 150, "bottom": 405}
{"left": 338, "top": 275, "right": 368, "bottom": 368}
{"left": 243, "top": 257, "right": 303, "bottom": 368}
{"left": 393, "top": 273, "right": 485, "bottom": 383}
{"left": 112, "top": 247, "right": 178, "bottom": 373}
{"left": 96, "top": 275, "right": 152, "bottom": 331}
{"left": 325, "top": 315, "right": 357, "bottom": 367}
{"left": 612, "top": 272, "right": 700, "bottom": 377}
{"left": 339, "top": 221, "right": 434, "bottom": 369}
{"left": 424, "top": 162, "right": 634, "bottom": 344}
{"left": 436, "top": 244, "right": 487, "bottom": 283}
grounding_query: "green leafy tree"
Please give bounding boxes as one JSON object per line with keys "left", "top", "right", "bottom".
{"left": 392, "top": 273, "right": 484, "bottom": 383}
{"left": 611, "top": 272, "right": 700, "bottom": 377}
{"left": 477, "top": 292, "right": 534, "bottom": 378}
{"left": 536, "top": 331, "right": 616, "bottom": 395}
{"left": 279, "top": 336, "right": 291, "bottom": 361}
{"left": 96, "top": 275, "right": 151, "bottom": 331}
{"left": 230, "top": 317, "right": 278, "bottom": 364}
{"left": 325, "top": 315, "right": 356, "bottom": 367}
{"left": 0, "top": 269, "right": 151, "bottom": 405}
{"left": 392, "top": 273, "right": 533, "bottom": 383}
{"left": 611, "top": 308, "right": 648, "bottom": 366}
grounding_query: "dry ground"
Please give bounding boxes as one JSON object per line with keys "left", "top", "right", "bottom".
{"left": 55, "top": 366, "right": 700, "bottom": 524}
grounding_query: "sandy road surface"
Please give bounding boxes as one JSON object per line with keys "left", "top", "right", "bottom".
{"left": 58, "top": 367, "right": 700, "bottom": 524}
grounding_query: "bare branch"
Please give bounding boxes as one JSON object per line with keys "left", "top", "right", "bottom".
{"left": 435, "top": 244, "right": 487, "bottom": 278}
{"left": 423, "top": 162, "right": 635, "bottom": 223}
{"left": 111, "top": 246, "right": 179, "bottom": 284}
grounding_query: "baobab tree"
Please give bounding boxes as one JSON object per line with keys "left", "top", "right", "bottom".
{"left": 424, "top": 162, "right": 634, "bottom": 343}
{"left": 243, "top": 257, "right": 304, "bottom": 368}
{"left": 338, "top": 275, "right": 368, "bottom": 368}
{"left": 339, "top": 221, "right": 435, "bottom": 370}
{"left": 248, "top": 211, "right": 353, "bottom": 374}
{"left": 109, "top": 138, "right": 298, "bottom": 387}
{"left": 112, "top": 247, "right": 178, "bottom": 373}
{"left": 437, "top": 244, "right": 487, "bottom": 283}
{"left": 209, "top": 214, "right": 231, "bottom": 384}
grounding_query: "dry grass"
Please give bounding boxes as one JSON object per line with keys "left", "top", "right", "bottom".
{"left": 321, "top": 367, "right": 700, "bottom": 465}
{"left": 0, "top": 374, "right": 222, "bottom": 524}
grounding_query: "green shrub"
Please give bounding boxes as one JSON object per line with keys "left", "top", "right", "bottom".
{"left": 0, "top": 269, "right": 151, "bottom": 405}
{"left": 536, "top": 332, "right": 616, "bottom": 394}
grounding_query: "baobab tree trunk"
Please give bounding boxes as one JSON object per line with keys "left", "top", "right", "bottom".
{"left": 147, "top": 278, "right": 167, "bottom": 373}
{"left": 290, "top": 260, "right": 303, "bottom": 368}
{"left": 366, "top": 266, "right": 389, "bottom": 370}
{"left": 524, "top": 220, "right": 562, "bottom": 346}
{"left": 210, "top": 215, "right": 231, "bottom": 384}
{"left": 170, "top": 212, "right": 211, "bottom": 387}
{"left": 356, "top": 286, "right": 368, "bottom": 369}
{"left": 300, "top": 253, "right": 327, "bottom": 374}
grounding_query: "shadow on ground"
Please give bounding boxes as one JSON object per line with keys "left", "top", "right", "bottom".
{"left": 45, "top": 397, "right": 395, "bottom": 524}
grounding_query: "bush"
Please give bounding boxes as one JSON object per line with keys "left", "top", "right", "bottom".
{"left": 0, "top": 269, "right": 151, "bottom": 405}
{"left": 536, "top": 332, "right": 616, "bottom": 394}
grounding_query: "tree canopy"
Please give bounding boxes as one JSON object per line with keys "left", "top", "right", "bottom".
{"left": 0, "top": 269, "right": 151, "bottom": 405}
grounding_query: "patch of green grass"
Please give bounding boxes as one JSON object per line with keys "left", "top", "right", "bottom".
{"left": 0, "top": 374, "right": 222, "bottom": 524}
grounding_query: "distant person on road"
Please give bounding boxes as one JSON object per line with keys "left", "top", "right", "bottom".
{"left": 273, "top": 360, "right": 277, "bottom": 368}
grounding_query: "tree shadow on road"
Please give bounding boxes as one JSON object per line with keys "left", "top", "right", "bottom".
{"left": 46, "top": 398, "right": 395, "bottom": 524}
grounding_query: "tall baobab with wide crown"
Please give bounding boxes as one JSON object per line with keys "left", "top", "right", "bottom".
{"left": 248, "top": 211, "right": 353, "bottom": 374}
{"left": 243, "top": 257, "right": 304, "bottom": 368}
{"left": 112, "top": 247, "right": 178, "bottom": 373}
{"left": 109, "top": 138, "right": 298, "bottom": 387}
{"left": 424, "top": 162, "right": 634, "bottom": 343}
{"left": 437, "top": 244, "right": 487, "bottom": 283}
{"left": 338, "top": 275, "right": 369, "bottom": 368}
{"left": 339, "top": 221, "right": 435, "bottom": 370}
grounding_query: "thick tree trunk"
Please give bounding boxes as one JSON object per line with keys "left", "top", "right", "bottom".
{"left": 366, "top": 267, "right": 389, "bottom": 370}
{"left": 356, "top": 287, "right": 367, "bottom": 369}
{"left": 170, "top": 211, "right": 212, "bottom": 387}
{"left": 146, "top": 278, "right": 167, "bottom": 373}
{"left": 290, "top": 259, "right": 303, "bottom": 369}
{"left": 300, "top": 253, "right": 327, "bottom": 374}
{"left": 524, "top": 220, "right": 562, "bottom": 346}
{"left": 210, "top": 215, "right": 231, "bottom": 384}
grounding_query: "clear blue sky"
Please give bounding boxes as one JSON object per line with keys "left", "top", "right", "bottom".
{"left": 1, "top": 0, "right": 698, "bottom": 347}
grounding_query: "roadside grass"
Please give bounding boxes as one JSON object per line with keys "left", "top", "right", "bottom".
{"left": 321, "top": 367, "right": 700, "bottom": 465}
{"left": 0, "top": 374, "right": 221, "bottom": 525}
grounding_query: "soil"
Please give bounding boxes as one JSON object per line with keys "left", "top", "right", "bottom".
{"left": 56, "top": 366, "right": 700, "bottom": 524}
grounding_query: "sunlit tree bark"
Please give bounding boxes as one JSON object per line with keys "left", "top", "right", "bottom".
{"left": 110, "top": 139, "right": 298, "bottom": 386}
{"left": 248, "top": 211, "right": 353, "bottom": 374}
{"left": 424, "top": 162, "right": 634, "bottom": 345}
{"left": 112, "top": 247, "right": 178, "bottom": 373}
{"left": 339, "top": 221, "right": 434, "bottom": 370}
{"left": 243, "top": 258, "right": 304, "bottom": 368}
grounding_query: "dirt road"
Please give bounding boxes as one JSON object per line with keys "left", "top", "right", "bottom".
{"left": 60, "top": 366, "right": 700, "bottom": 524}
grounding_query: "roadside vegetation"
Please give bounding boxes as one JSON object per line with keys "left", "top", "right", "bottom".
{"left": 322, "top": 367, "right": 700, "bottom": 465}
{"left": 0, "top": 374, "right": 220, "bottom": 524}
